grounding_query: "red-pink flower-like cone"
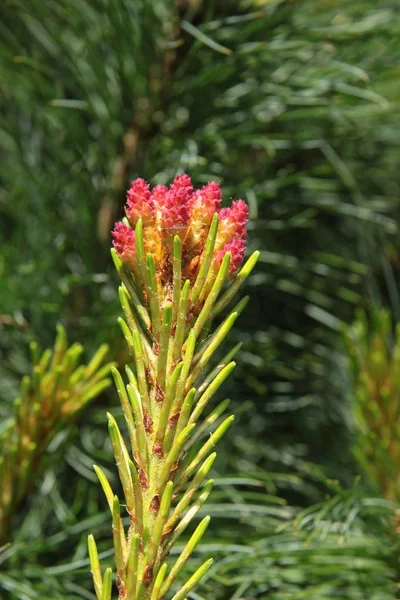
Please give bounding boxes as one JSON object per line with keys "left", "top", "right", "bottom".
{"left": 216, "top": 238, "right": 246, "bottom": 276}
{"left": 189, "top": 181, "right": 222, "bottom": 250}
{"left": 198, "top": 236, "right": 247, "bottom": 302}
{"left": 151, "top": 184, "right": 169, "bottom": 208}
{"left": 113, "top": 175, "right": 249, "bottom": 303}
{"left": 159, "top": 175, "right": 192, "bottom": 241}
{"left": 126, "top": 178, "right": 154, "bottom": 227}
{"left": 196, "top": 199, "right": 248, "bottom": 300}
{"left": 169, "top": 174, "right": 193, "bottom": 197}
{"left": 217, "top": 199, "right": 248, "bottom": 250}
{"left": 112, "top": 221, "right": 138, "bottom": 274}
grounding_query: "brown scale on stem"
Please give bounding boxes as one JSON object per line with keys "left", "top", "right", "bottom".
{"left": 143, "top": 564, "right": 153, "bottom": 586}
{"left": 117, "top": 576, "right": 126, "bottom": 598}
{"left": 160, "top": 259, "right": 174, "bottom": 288}
{"left": 139, "top": 468, "right": 149, "bottom": 489}
{"left": 150, "top": 494, "right": 160, "bottom": 513}
{"left": 144, "top": 411, "right": 153, "bottom": 434}
{"left": 187, "top": 303, "right": 203, "bottom": 321}
{"left": 155, "top": 385, "right": 164, "bottom": 403}
{"left": 183, "top": 254, "right": 200, "bottom": 281}
{"left": 142, "top": 289, "right": 149, "bottom": 306}
{"left": 169, "top": 462, "right": 179, "bottom": 479}
{"left": 161, "top": 526, "right": 172, "bottom": 542}
{"left": 145, "top": 366, "right": 155, "bottom": 387}
{"left": 170, "top": 322, "right": 177, "bottom": 336}
{"left": 168, "top": 411, "right": 180, "bottom": 426}
{"left": 152, "top": 440, "right": 164, "bottom": 458}
{"left": 170, "top": 358, "right": 179, "bottom": 373}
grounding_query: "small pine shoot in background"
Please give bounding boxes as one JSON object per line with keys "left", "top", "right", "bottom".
{"left": 0, "top": 326, "right": 114, "bottom": 546}
{"left": 345, "top": 308, "right": 400, "bottom": 502}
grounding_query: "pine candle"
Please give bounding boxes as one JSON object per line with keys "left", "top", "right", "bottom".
{"left": 89, "top": 175, "right": 259, "bottom": 600}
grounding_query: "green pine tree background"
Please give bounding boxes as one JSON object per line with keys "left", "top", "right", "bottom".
{"left": 2, "top": 0, "right": 400, "bottom": 598}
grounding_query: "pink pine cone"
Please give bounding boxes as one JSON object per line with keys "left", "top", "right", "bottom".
{"left": 169, "top": 174, "right": 193, "bottom": 198}
{"left": 126, "top": 178, "right": 154, "bottom": 226}
{"left": 162, "top": 189, "right": 191, "bottom": 229}
{"left": 151, "top": 184, "right": 169, "bottom": 207}
{"left": 191, "top": 181, "right": 222, "bottom": 214}
{"left": 219, "top": 199, "right": 248, "bottom": 239}
{"left": 160, "top": 175, "right": 192, "bottom": 232}
{"left": 112, "top": 173, "right": 248, "bottom": 282}
{"left": 216, "top": 238, "right": 246, "bottom": 275}
{"left": 112, "top": 222, "right": 137, "bottom": 267}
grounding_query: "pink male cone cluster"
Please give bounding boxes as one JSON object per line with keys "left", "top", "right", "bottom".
{"left": 112, "top": 174, "right": 248, "bottom": 289}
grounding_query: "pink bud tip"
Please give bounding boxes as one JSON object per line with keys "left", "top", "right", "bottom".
{"left": 151, "top": 184, "right": 168, "bottom": 207}
{"left": 170, "top": 174, "right": 193, "bottom": 196}
{"left": 162, "top": 188, "right": 191, "bottom": 229}
{"left": 219, "top": 199, "right": 248, "bottom": 238}
{"left": 112, "top": 221, "right": 136, "bottom": 258}
{"left": 191, "top": 181, "right": 222, "bottom": 214}
{"left": 216, "top": 199, "right": 249, "bottom": 257}
{"left": 230, "top": 199, "right": 249, "bottom": 233}
{"left": 160, "top": 177, "right": 192, "bottom": 231}
{"left": 126, "top": 178, "right": 154, "bottom": 225}
{"left": 216, "top": 238, "right": 246, "bottom": 276}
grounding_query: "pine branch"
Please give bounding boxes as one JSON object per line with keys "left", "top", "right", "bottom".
{"left": 89, "top": 174, "right": 258, "bottom": 599}
{"left": 345, "top": 307, "right": 400, "bottom": 502}
{"left": 0, "top": 325, "right": 115, "bottom": 546}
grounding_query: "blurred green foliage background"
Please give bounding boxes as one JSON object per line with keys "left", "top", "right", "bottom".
{"left": 2, "top": 0, "right": 400, "bottom": 598}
